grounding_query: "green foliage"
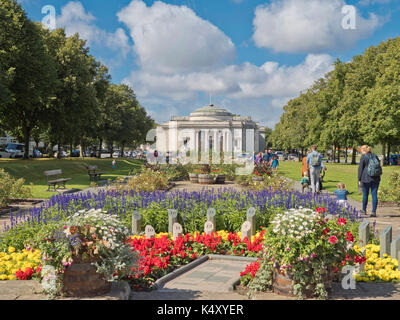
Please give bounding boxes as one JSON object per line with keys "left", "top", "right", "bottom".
{"left": 112, "top": 168, "right": 170, "bottom": 193}
{"left": 270, "top": 37, "right": 400, "bottom": 158}
{"left": 378, "top": 171, "right": 400, "bottom": 205}
{"left": 0, "top": 168, "right": 31, "bottom": 207}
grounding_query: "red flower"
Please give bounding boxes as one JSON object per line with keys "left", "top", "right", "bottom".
{"left": 346, "top": 231, "right": 354, "bottom": 242}
{"left": 323, "top": 228, "right": 330, "bottom": 235}
{"left": 329, "top": 235, "right": 338, "bottom": 244}
{"left": 316, "top": 207, "right": 327, "bottom": 214}
{"left": 337, "top": 218, "right": 347, "bottom": 226}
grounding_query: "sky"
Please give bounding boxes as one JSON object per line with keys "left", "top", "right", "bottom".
{"left": 18, "top": 0, "right": 400, "bottom": 128}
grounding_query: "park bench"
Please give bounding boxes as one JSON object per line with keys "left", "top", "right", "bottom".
{"left": 44, "top": 170, "right": 72, "bottom": 192}
{"left": 87, "top": 165, "right": 104, "bottom": 181}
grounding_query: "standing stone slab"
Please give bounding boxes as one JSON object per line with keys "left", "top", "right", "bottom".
{"left": 207, "top": 208, "right": 216, "bottom": 233}
{"left": 131, "top": 210, "right": 142, "bottom": 235}
{"left": 204, "top": 221, "right": 214, "bottom": 236}
{"left": 358, "top": 221, "right": 370, "bottom": 247}
{"left": 380, "top": 226, "right": 392, "bottom": 257}
{"left": 391, "top": 235, "right": 400, "bottom": 270}
{"left": 241, "top": 221, "right": 252, "bottom": 241}
{"left": 173, "top": 223, "right": 183, "bottom": 240}
{"left": 145, "top": 225, "right": 155, "bottom": 239}
{"left": 246, "top": 207, "right": 256, "bottom": 236}
{"left": 168, "top": 209, "right": 178, "bottom": 235}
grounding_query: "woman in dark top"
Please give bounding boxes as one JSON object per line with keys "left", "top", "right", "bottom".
{"left": 358, "top": 145, "right": 381, "bottom": 217}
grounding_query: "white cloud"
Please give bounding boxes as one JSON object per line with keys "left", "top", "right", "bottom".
{"left": 124, "top": 54, "right": 334, "bottom": 102}
{"left": 117, "top": 0, "right": 236, "bottom": 74}
{"left": 57, "top": 2, "right": 131, "bottom": 57}
{"left": 123, "top": 53, "right": 334, "bottom": 127}
{"left": 252, "top": 0, "right": 382, "bottom": 53}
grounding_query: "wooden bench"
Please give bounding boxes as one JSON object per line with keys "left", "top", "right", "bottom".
{"left": 87, "top": 165, "right": 104, "bottom": 181}
{"left": 44, "top": 170, "right": 72, "bottom": 192}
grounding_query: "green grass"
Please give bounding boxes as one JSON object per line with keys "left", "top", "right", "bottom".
{"left": 277, "top": 161, "right": 400, "bottom": 202}
{"left": 0, "top": 158, "right": 144, "bottom": 199}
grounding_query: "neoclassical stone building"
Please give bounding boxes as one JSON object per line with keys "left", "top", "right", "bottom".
{"left": 156, "top": 104, "right": 265, "bottom": 156}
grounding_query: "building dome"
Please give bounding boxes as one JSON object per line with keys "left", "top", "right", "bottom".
{"left": 189, "top": 104, "right": 233, "bottom": 121}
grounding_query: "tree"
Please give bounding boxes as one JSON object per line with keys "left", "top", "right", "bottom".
{"left": 44, "top": 30, "right": 98, "bottom": 158}
{"left": 0, "top": 0, "right": 57, "bottom": 158}
{"left": 264, "top": 127, "right": 273, "bottom": 149}
{"left": 361, "top": 38, "right": 400, "bottom": 160}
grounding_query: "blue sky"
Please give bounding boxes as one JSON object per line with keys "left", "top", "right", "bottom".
{"left": 19, "top": 0, "right": 400, "bottom": 127}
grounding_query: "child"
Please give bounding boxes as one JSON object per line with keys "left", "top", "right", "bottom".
{"left": 301, "top": 172, "right": 310, "bottom": 193}
{"left": 112, "top": 159, "right": 116, "bottom": 169}
{"left": 271, "top": 155, "right": 279, "bottom": 170}
{"left": 334, "top": 183, "right": 349, "bottom": 208}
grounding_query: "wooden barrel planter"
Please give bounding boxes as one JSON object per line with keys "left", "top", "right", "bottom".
{"left": 62, "top": 262, "right": 111, "bottom": 297}
{"left": 198, "top": 174, "right": 215, "bottom": 185}
{"left": 215, "top": 175, "right": 226, "bottom": 185}
{"left": 273, "top": 267, "right": 333, "bottom": 298}
{"left": 189, "top": 173, "right": 199, "bottom": 183}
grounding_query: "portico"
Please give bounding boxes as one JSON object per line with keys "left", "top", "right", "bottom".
{"left": 156, "top": 104, "right": 265, "bottom": 156}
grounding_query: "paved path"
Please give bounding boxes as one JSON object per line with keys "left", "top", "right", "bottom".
{"left": 162, "top": 259, "right": 249, "bottom": 293}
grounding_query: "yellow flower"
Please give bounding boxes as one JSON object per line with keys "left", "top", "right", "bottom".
{"left": 7, "top": 275, "right": 15, "bottom": 280}
{"left": 7, "top": 247, "right": 15, "bottom": 254}
{"left": 0, "top": 275, "right": 8, "bottom": 281}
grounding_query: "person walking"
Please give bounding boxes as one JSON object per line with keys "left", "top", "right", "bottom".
{"left": 358, "top": 145, "right": 382, "bottom": 217}
{"left": 301, "top": 151, "right": 310, "bottom": 178}
{"left": 307, "top": 145, "right": 323, "bottom": 194}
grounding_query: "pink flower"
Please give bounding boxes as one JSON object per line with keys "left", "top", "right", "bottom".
{"left": 329, "top": 236, "right": 338, "bottom": 244}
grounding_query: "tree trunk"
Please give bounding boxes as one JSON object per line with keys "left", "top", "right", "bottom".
{"left": 80, "top": 142, "right": 85, "bottom": 158}
{"left": 57, "top": 140, "right": 62, "bottom": 159}
{"left": 387, "top": 144, "right": 391, "bottom": 163}
{"left": 23, "top": 127, "right": 31, "bottom": 159}
{"left": 110, "top": 143, "right": 114, "bottom": 159}
{"left": 351, "top": 147, "right": 357, "bottom": 165}
{"left": 332, "top": 145, "right": 336, "bottom": 163}
{"left": 345, "top": 147, "right": 348, "bottom": 164}
{"left": 382, "top": 143, "right": 386, "bottom": 162}
{"left": 121, "top": 144, "right": 125, "bottom": 158}
{"left": 98, "top": 138, "right": 102, "bottom": 158}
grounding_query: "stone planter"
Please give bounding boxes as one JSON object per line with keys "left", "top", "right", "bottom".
{"left": 252, "top": 176, "right": 264, "bottom": 183}
{"left": 215, "top": 175, "right": 226, "bottom": 185}
{"left": 198, "top": 174, "right": 215, "bottom": 185}
{"left": 189, "top": 173, "right": 199, "bottom": 183}
{"left": 273, "top": 266, "right": 333, "bottom": 298}
{"left": 62, "top": 262, "right": 111, "bottom": 297}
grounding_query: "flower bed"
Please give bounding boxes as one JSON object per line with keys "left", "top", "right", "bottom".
{"left": 0, "top": 246, "right": 41, "bottom": 280}
{"left": 241, "top": 208, "right": 363, "bottom": 299}
{"left": 126, "top": 230, "right": 265, "bottom": 290}
{"left": 353, "top": 244, "right": 400, "bottom": 282}
{"left": 1, "top": 189, "right": 362, "bottom": 247}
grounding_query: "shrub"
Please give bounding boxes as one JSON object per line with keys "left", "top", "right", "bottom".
{"left": 0, "top": 169, "right": 31, "bottom": 208}
{"left": 378, "top": 171, "right": 400, "bottom": 205}
{"left": 249, "top": 175, "right": 293, "bottom": 193}
{"left": 112, "top": 168, "right": 170, "bottom": 193}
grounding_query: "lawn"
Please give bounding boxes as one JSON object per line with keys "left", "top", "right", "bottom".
{"left": 277, "top": 161, "right": 400, "bottom": 202}
{"left": 0, "top": 158, "right": 144, "bottom": 199}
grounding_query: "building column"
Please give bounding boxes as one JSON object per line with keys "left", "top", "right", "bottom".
{"left": 213, "top": 130, "right": 218, "bottom": 152}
